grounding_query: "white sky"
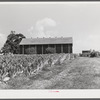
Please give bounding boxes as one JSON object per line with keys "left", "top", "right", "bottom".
{"left": 0, "top": 2, "right": 100, "bottom": 53}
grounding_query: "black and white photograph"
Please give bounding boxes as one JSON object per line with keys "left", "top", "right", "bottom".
{"left": 0, "top": 1, "right": 100, "bottom": 91}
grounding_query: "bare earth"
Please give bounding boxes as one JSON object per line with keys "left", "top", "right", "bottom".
{"left": 1, "top": 57, "right": 100, "bottom": 89}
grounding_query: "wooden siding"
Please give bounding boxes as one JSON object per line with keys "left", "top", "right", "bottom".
{"left": 19, "top": 43, "right": 73, "bottom": 54}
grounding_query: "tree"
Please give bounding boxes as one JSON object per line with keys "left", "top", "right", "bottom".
{"left": 1, "top": 31, "right": 26, "bottom": 54}
{"left": 90, "top": 50, "right": 99, "bottom": 57}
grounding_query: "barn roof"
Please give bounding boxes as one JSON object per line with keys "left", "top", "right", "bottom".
{"left": 19, "top": 37, "right": 73, "bottom": 45}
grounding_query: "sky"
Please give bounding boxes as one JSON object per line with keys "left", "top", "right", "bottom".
{"left": 0, "top": 2, "right": 100, "bottom": 53}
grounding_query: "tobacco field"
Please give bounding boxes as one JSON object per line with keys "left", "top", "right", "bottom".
{"left": 0, "top": 54, "right": 100, "bottom": 89}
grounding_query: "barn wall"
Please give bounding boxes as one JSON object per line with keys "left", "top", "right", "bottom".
{"left": 48, "top": 44, "right": 55, "bottom": 48}
{"left": 19, "top": 43, "right": 73, "bottom": 54}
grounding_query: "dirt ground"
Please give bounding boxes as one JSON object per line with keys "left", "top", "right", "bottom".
{"left": 1, "top": 57, "right": 100, "bottom": 89}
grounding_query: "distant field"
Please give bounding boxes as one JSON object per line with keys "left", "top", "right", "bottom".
{"left": 0, "top": 54, "right": 100, "bottom": 89}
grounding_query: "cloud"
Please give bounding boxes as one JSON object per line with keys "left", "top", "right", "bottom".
{"left": 36, "top": 17, "right": 57, "bottom": 37}
{"left": 36, "top": 17, "right": 56, "bottom": 31}
{"left": 28, "top": 18, "right": 57, "bottom": 38}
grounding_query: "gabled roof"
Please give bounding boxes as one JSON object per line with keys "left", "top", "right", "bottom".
{"left": 19, "top": 37, "right": 73, "bottom": 45}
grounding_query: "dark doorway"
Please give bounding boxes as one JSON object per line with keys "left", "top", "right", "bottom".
{"left": 37, "top": 45, "right": 42, "bottom": 54}
{"left": 69, "top": 44, "right": 72, "bottom": 53}
{"left": 56, "top": 44, "right": 61, "bottom": 53}
{"left": 63, "top": 44, "right": 68, "bottom": 53}
{"left": 19, "top": 45, "right": 22, "bottom": 54}
{"left": 43, "top": 45, "right": 48, "bottom": 54}
{"left": 24, "top": 45, "right": 29, "bottom": 54}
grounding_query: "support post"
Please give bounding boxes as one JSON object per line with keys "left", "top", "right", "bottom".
{"left": 61, "top": 44, "right": 63, "bottom": 53}
{"left": 48, "top": 44, "right": 49, "bottom": 48}
{"left": 34, "top": 45, "right": 36, "bottom": 54}
{"left": 19, "top": 45, "right": 20, "bottom": 54}
{"left": 68, "top": 44, "right": 70, "bottom": 53}
{"left": 54, "top": 44, "right": 56, "bottom": 53}
{"left": 70, "top": 44, "right": 72, "bottom": 53}
{"left": 29, "top": 45, "right": 30, "bottom": 54}
{"left": 71, "top": 44, "right": 73, "bottom": 53}
{"left": 22, "top": 45, "right": 24, "bottom": 54}
{"left": 35, "top": 45, "right": 37, "bottom": 54}
{"left": 42, "top": 45, "right": 43, "bottom": 54}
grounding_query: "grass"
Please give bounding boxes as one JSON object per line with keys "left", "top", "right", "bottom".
{"left": 1, "top": 56, "right": 100, "bottom": 89}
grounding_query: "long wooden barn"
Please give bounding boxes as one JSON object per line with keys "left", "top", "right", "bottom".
{"left": 19, "top": 37, "right": 73, "bottom": 54}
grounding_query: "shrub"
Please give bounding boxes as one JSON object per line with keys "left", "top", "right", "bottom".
{"left": 25, "top": 47, "right": 36, "bottom": 54}
{"left": 46, "top": 47, "right": 56, "bottom": 54}
{"left": 79, "top": 53, "right": 82, "bottom": 57}
{"left": 90, "top": 50, "right": 99, "bottom": 57}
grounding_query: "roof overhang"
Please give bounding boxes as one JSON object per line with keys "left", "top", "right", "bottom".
{"left": 19, "top": 37, "right": 73, "bottom": 45}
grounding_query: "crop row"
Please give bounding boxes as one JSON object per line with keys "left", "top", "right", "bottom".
{"left": 0, "top": 53, "right": 76, "bottom": 82}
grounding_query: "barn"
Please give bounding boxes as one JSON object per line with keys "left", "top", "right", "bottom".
{"left": 19, "top": 37, "right": 73, "bottom": 54}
